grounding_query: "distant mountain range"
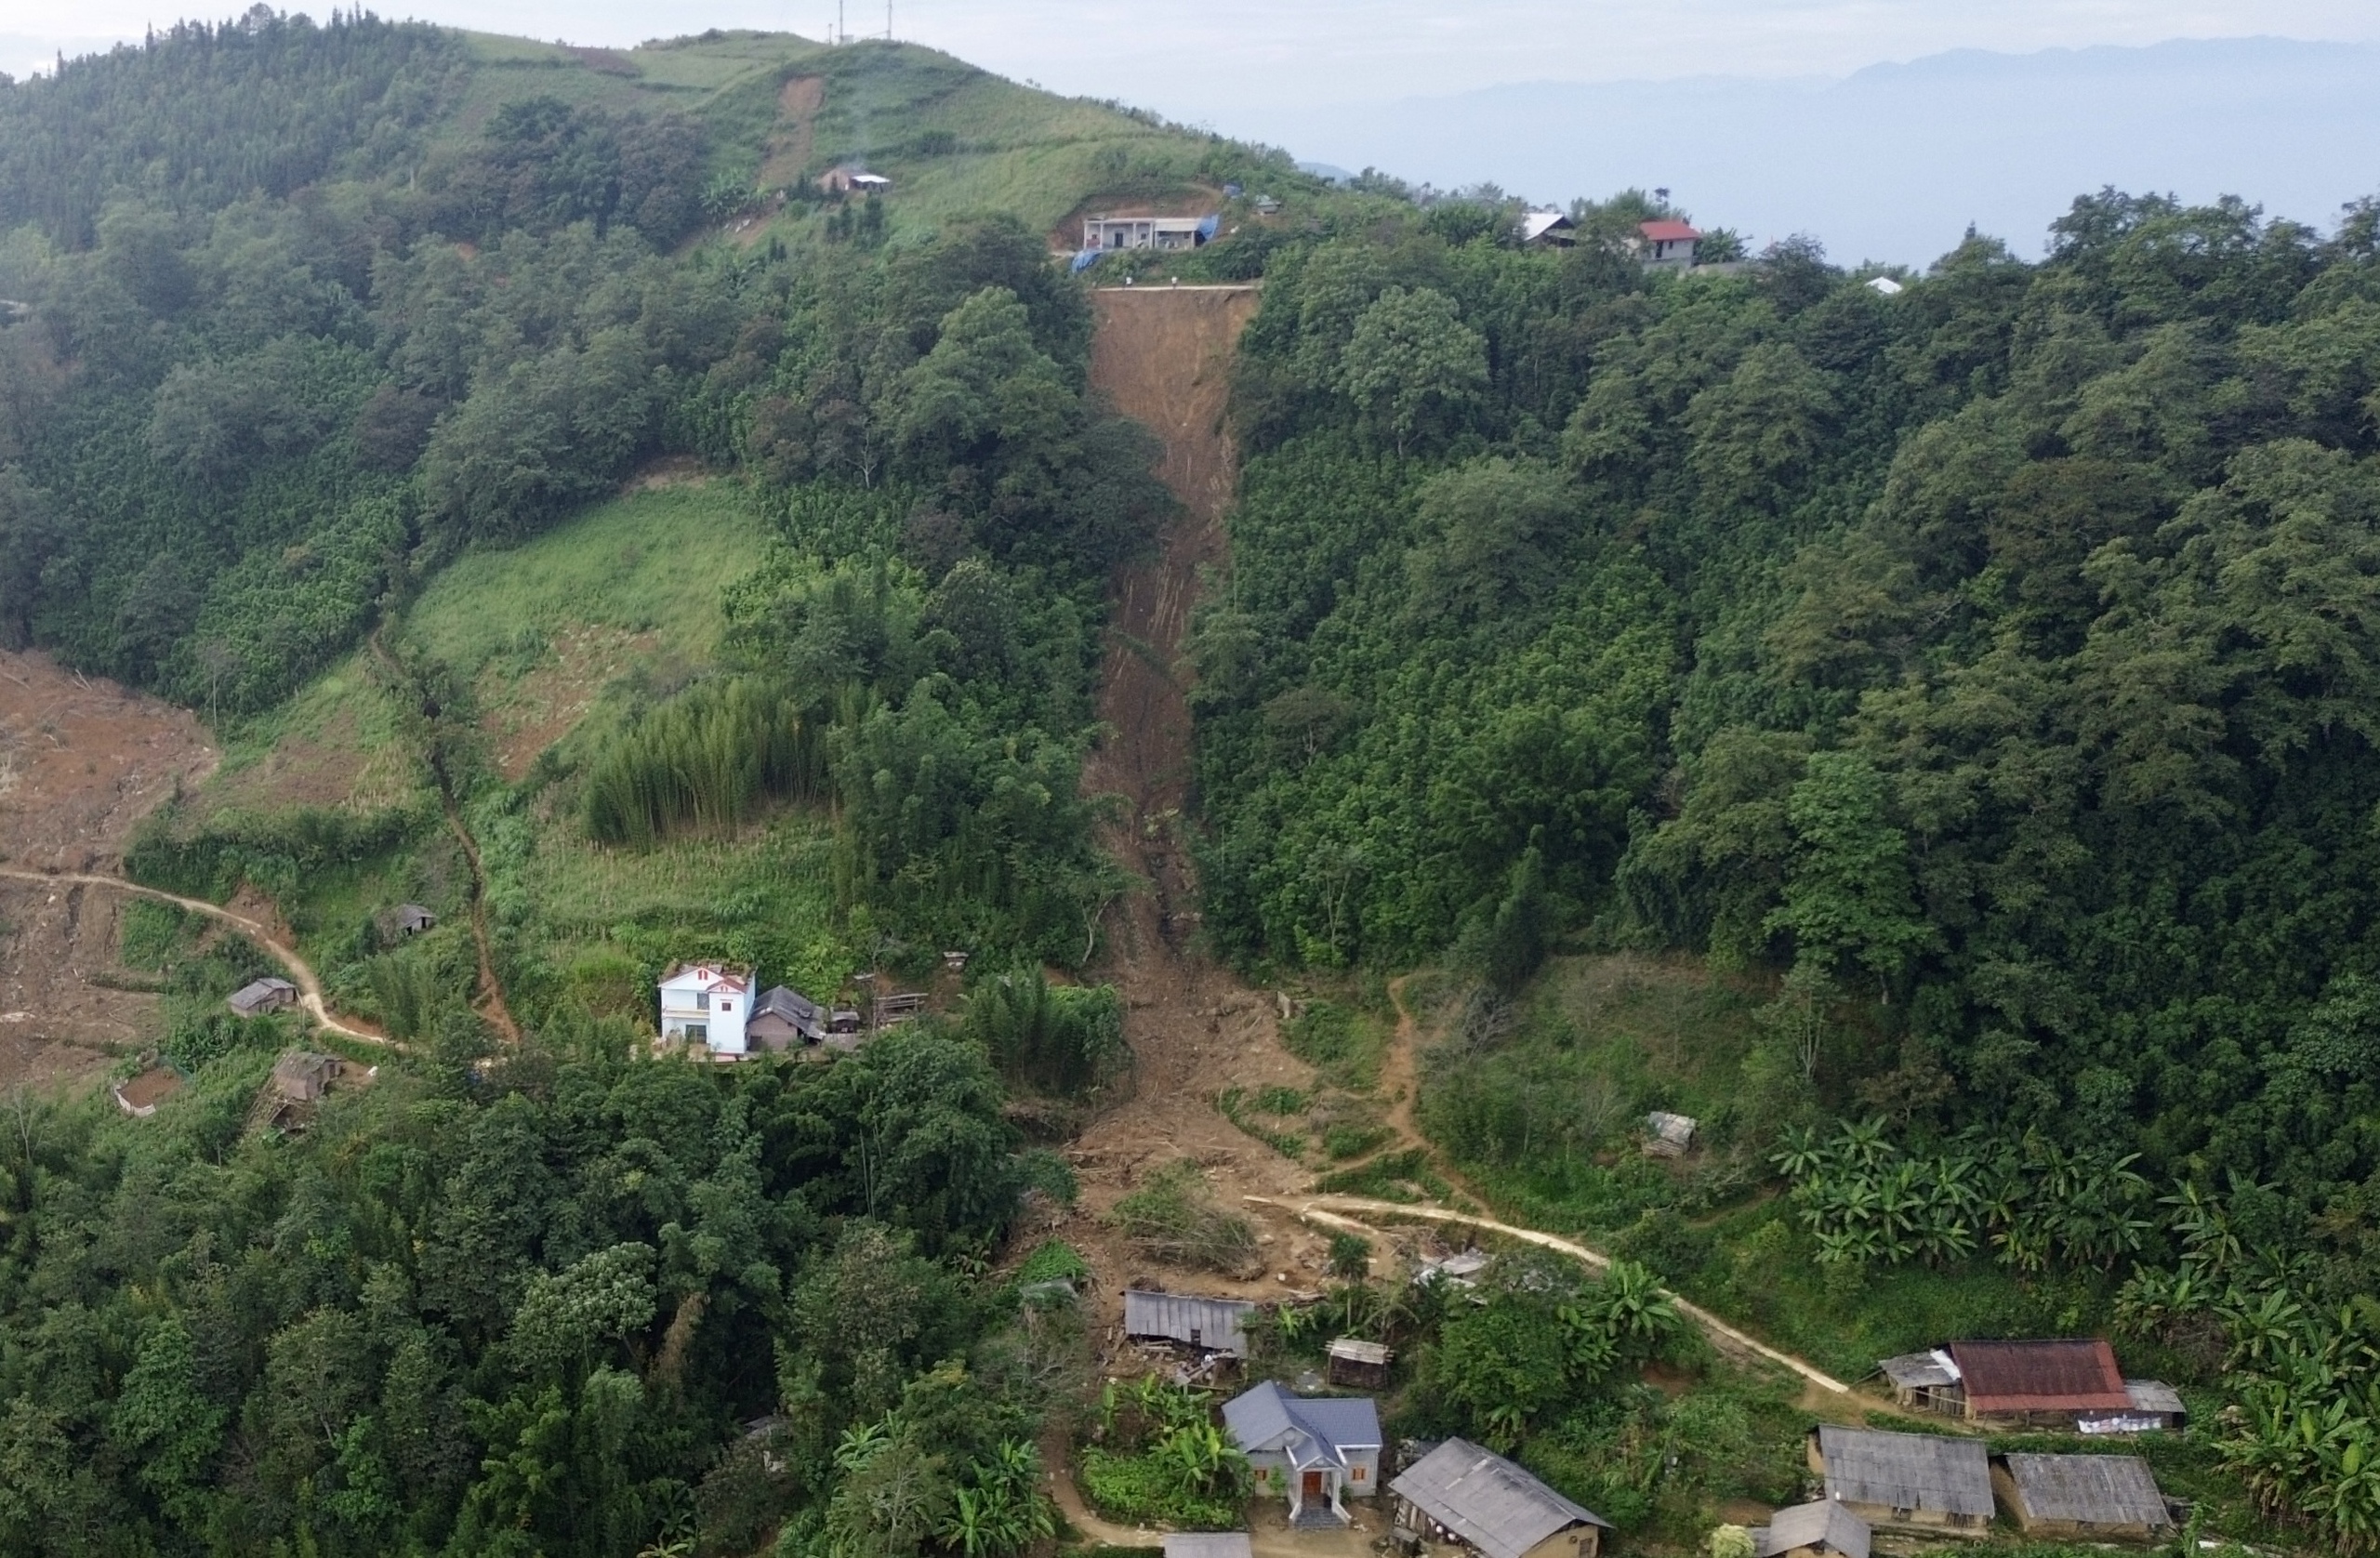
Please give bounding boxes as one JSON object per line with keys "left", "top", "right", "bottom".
{"left": 1236, "top": 37, "right": 2380, "bottom": 265}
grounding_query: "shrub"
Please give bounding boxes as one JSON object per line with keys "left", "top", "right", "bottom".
{"left": 1110, "top": 1161, "right": 1259, "bottom": 1274}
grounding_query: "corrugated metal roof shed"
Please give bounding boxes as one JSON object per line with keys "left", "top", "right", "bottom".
{"left": 1815, "top": 1427, "right": 1992, "bottom": 1519}
{"left": 1949, "top": 1340, "right": 2129, "bottom": 1414}
{"left": 1879, "top": 1352, "right": 1958, "bottom": 1389}
{"left": 2124, "top": 1380, "right": 2185, "bottom": 1418}
{"left": 1163, "top": 1536, "right": 1251, "bottom": 1558}
{"left": 1123, "top": 1289, "right": 1256, "bottom": 1355}
{"left": 2002, "top": 1453, "right": 2170, "bottom": 1528}
{"left": 1756, "top": 1499, "right": 1871, "bottom": 1558}
{"left": 1329, "top": 1340, "right": 1392, "bottom": 1366}
{"left": 1391, "top": 1437, "right": 1609, "bottom": 1558}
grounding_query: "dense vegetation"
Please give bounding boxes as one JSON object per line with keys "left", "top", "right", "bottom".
{"left": 1194, "top": 182, "right": 2380, "bottom": 1549}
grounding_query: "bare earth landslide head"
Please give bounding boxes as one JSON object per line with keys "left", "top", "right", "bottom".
{"left": 0, "top": 650, "right": 217, "bottom": 1086}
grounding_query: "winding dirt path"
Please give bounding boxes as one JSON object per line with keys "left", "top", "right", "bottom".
{"left": 0, "top": 867, "right": 392, "bottom": 1048}
{"left": 438, "top": 787, "right": 521, "bottom": 1043}
{"left": 1250, "top": 1193, "right": 1855, "bottom": 1396}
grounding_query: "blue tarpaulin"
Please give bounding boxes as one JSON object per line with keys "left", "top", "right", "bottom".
{"left": 1196, "top": 215, "right": 1220, "bottom": 243}
{"left": 1068, "top": 249, "right": 1102, "bottom": 273}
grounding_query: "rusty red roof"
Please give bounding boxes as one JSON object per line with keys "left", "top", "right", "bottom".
{"left": 1949, "top": 1340, "right": 2129, "bottom": 1415}
{"left": 1638, "top": 218, "right": 1700, "bottom": 243}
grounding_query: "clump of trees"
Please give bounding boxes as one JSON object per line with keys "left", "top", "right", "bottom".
{"left": 961, "top": 970, "right": 1129, "bottom": 1098}
{"left": 582, "top": 678, "right": 821, "bottom": 846}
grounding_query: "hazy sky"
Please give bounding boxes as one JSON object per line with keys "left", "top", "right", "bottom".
{"left": 8, "top": 0, "right": 2380, "bottom": 112}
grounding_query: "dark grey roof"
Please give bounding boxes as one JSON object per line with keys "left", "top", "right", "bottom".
{"left": 1163, "top": 1536, "right": 1251, "bottom": 1558}
{"left": 1223, "top": 1382, "right": 1381, "bottom": 1469}
{"left": 1816, "top": 1427, "right": 1992, "bottom": 1519}
{"left": 394, "top": 904, "right": 436, "bottom": 928}
{"left": 1756, "top": 1500, "right": 1871, "bottom": 1558}
{"left": 2003, "top": 1453, "right": 2170, "bottom": 1527}
{"left": 1123, "top": 1289, "right": 1256, "bottom": 1355}
{"left": 229, "top": 977, "right": 298, "bottom": 1012}
{"left": 1389, "top": 1437, "right": 1609, "bottom": 1558}
{"left": 754, "top": 985, "right": 823, "bottom": 1024}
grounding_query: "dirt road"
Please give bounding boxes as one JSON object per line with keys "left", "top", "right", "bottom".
{"left": 1250, "top": 1194, "right": 1854, "bottom": 1394}
{"left": 0, "top": 867, "right": 390, "bottom": 1048}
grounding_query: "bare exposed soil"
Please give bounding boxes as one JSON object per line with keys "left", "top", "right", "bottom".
{"left": 1052, "top": 285, "right": 1357, "bottom": 1313}
{"left": 0, "top": 650, "right": 217, "bottom": 1086}
{"left": 757, "top": 76, "right": 825, "bottom": 190}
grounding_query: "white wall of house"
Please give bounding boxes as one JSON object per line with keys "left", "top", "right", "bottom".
{"left": 1083, "top": 217, "right": 1207, "bottom": 251}
{"left": 659, "top": 964, "right": 752, "bottom": 1054}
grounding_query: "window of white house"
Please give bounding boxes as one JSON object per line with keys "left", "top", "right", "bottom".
{"left": 694, "top": 992, "right": 709, "bottom": 1010}
{"left": 719, "top": 999, "right": 733, "bottom": 1012}
{"left": 685, "top": 1023, "right": 708, "bottom": 1042}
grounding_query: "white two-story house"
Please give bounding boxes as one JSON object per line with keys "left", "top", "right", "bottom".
{"left": 658, "top": 962, "right": 754, "bottom": 1055}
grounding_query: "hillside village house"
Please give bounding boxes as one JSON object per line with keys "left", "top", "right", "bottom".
{"left": 1123, "top": 1288, "right": 1257, "bottom": 1357}
{"left": 1082, "top": 213, "right": 1218, "bottom": 252}
{"left": 1946, "top": 1339, "right": 2138, "bottom": 1430}
{"left": 1391, "top": 1437, "right": 1611, "bottom": 1558}
{"left": 1223, "top": 1380, "right": 1381, "bottom": 1526}
{"left": 228, "top": 977, "right": 298, "bottom": 1017}
{"left": 1749, "top": 1499, "right": 1871, "bottom": 1558}
{"left": 658, "top": 962, "right": 753, "bottom": 1055}
{"left": 1807, "top": 1425, "right": 1993, "bottom": 1535}
{"left": 1993, "top": 1453, "right": 2175, "bottom": 1543}
{"left": 1517, "top": 210, "right": 1575, "bottom": 248}
{"left": 747, "top": 985, "right": 828, "bottom": 1052}
{"left": 1635, "top": 218, "right": 1700, "bottom": 268}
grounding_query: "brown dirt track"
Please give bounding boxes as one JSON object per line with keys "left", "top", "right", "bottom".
{"left": 0, "top": 650, "right": 217, "bottom": 1086}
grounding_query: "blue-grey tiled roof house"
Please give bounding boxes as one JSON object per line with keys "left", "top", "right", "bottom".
{"left": 1223, "top": 1381, "right": 1382, "bottom": 1527}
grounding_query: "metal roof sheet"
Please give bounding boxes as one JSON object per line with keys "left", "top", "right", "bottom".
{"left": 1639, "top": 218, "right": 1701, "bottom": 242}
{"left": 1390, "top": 1436, "right": 1610, "bottom": 1558}
{"left": 1164, "top": 1537, "right": 1251, "bottom": 1558}
{"left": 2123, "top": 1380, "right": 2185, "bottom": 1417}
{"left": 1816, "top": 1427, "right": 1993, "bottom": 1519}
{"left": 1948, "top": 1340, "right": 2129, "bottom": 1414}
{"left": 1878, "top": 1352, "right": 1958, "bottom": 1389}
{"left": 1757, "top": 1499, "right": 1871, "bottom": 1558}
{"left": 1122, "top": 1290, "right": 1255, "bottom": 1356}
{"left": 2002, "top": 1453, "right": 2170, "bottom": 1527}
{"left": 1329, "top": 1339, "right": 1392, "bottom": 1365}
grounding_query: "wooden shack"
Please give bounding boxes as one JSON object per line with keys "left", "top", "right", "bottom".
{"left": 1807, "top": 1426, "right": 1992, "bottom": 1535}
{"left": 1878, "top": 1350, "right": 1964, "bottom": 1415}
{"left": 228, "top": 977, "right": 298, "bottom": 1017}
{"left": 1994, "top": 1453, "right": 2175, "bottom": 1543}
{"left": 1123, "top": 1288, "right": 1257, "bottom": 1357}
{"left": 1752, "top": 1499, "right": 1871, "bottom": 1558}
{"left": 1328, "top": 1338, "right": 1393, "bottom": 1389}
{"left": 390, "top": 904, "right": 437, "bottom": 936}
{"left": 272, "top": 1050, "right": 338, "bottom": 1103}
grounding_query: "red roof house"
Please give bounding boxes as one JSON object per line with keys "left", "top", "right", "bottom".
{"left": 1635, "top": 218, "right": 1701, "bottom": 267}
{"left": 1947, "top": 1340, "right": 2131, "bottom": 1423}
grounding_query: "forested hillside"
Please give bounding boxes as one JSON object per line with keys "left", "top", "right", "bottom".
{"left": 1194, "top": 187, "right": 2380, "bottom": 1545}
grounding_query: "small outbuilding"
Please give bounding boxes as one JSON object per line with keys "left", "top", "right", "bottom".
{"left": 1948, "top": 1339, "right": 2132, "bottom": 1429}
{"left": 1643, "top": 1111, "right": 1698, "bottom": 1157}
{"left": 1391, "top": 1435, "right": 1611, "bottom": 1558}
{"left": 1807, "top": 1426, "right": 1992, "bottom": 1535}
{"left": 1123, "top": 1288, "right": 1258, "bottom": 1357}
{"left": 1517, "top": 210, "right": 1575, "bottom": 248}
{"left": 1224, "top": 1381, "right": 1382, "bottom": 1527}
{"left": 1878, "top": 1349, "right": 1964, "bottom": 1415}
{"left": 228, "top": 977, "right": 298, "bottom": 1018}
{"left": 748, "top": 985, "right": 827, "bottom": 1051}
{"left": 817, "top": 166, "right": 891, "bottom": 195}
{"left": 1328, "top": 1338, "right": 1393, "bottom": 1390}
{"left": 1994, "top": 1453, "right": 2175, "bottom": 1542}
{"left": 390, "top": 904, "right": 438, "bottom": 936}
{"left": 272, "top": 1050, "right": 339, "bottom": 1103}
{"left": 2107, "top": 1380, "right": 2187, "bottom": 1433}
{"left": 1751, "top": 1499, "right": 1871, "bottom": 1558}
